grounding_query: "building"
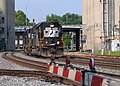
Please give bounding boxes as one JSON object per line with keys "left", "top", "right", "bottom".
{"left": 0, "top": 9, "right": 5, "bottom": 51}
{"left": 0, "top": 0, "right": 15, "bottom": 51}
{"left": 15, "top": 28, "right": 29, "bottom": 49}
{"left": 82, "top": 0, "right": 120, "bottom": 52}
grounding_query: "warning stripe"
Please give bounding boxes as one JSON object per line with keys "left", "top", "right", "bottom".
{"left": 62, "top": 68, "right": 69, "bottom": 78}
{"left": 57, "top": 66, "right": 64, "bottom": 76}
{"left": 49, "top": 65, "right": 54, "bottom": 73}
{"left": 47, "top": 64, "right": 50, "bottom": 72}
{"left": 47, "top": 64, "right": 81, "bottom": 83}
{"left": 91, "top": 75, "right": 103, "bottom": 86}
{"left": 53, "top": 66, "right": 58, "bottom": 74}
{"left": 75, "top": 71, "right": 81, "bottom": 82}
{"left": 68, "top": 69, "right": 76, "bottom": 81}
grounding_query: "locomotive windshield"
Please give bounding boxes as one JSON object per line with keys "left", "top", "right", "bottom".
{"left": 44, "top": 27, "right": 59, "bottom": 37}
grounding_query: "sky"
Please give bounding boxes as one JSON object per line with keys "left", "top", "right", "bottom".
{"left": 15, "top": 0, "right": 82, "bottom": 23}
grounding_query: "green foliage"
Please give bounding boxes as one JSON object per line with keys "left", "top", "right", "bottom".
{"left": 46, "top": 13, "right": 82, "bottom": 25}
{"left": 110, "top": 51, "right": 120, "bottom": 56}
{"left": 94, "top": 51, "right": 120, "bottom": 56}
{"left": 46, "top": 14, "right": 61, "bottom": 23}
{"left": 62, "top": 13, "right": 82, "bottom": 25}
{"left": 15, "top": 10, "right": 30, "bottom": 26}
{"left": 63, "top": 32, "right": 71, "bottom": 47}
{"left": 93, "top": 51, "right": 101, "bottom": 55}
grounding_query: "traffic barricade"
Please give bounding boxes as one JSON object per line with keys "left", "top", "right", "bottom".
{"left": 47, "top": 63, "right": 82, "bottom": 83}
{"left": 83, "top": 71, "right": 120, "bottom": 86}
{"left": 47, "top": 57, "right": 120, "bottom": 86}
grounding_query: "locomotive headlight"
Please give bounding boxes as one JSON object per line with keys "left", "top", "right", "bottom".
{"left": 57, "top": 41, "right": 60, "bottom": 45}
{"left": 46, "top": 41, "right": 48, "bottom": 44}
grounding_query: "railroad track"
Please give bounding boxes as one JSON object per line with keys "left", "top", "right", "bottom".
{"left": 0, "top": 69, "right": 80, "bottom": 85}
{"left": 0, "top": 69, "right": 47, "bottom": 77}
{"left": 1, "top": 52, "right": 80, "bottom": 85}
{"left": 14, "top": 51, "right": 120, "bottom": 71}
{"left": 56, "top": 57, "right": 120, "bottom": 70}
{"left": 63, "top": 52, "right": 120, "bottom": 70}
{"left": 2, "top": 52, "right": 47, "bottom": 71}
{"left": 2, "top": 52, "right": 120, "bottom": 84}
{"left": 10, "top": 51, "right": 120, "bottom": 72}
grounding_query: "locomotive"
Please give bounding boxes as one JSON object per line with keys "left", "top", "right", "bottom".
{"left": 24, "top": 22, "right": 64, "bottom": 57}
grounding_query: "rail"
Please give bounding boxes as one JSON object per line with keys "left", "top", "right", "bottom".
{"left": 1, "top": 52, "right": 80, "bottom": 85}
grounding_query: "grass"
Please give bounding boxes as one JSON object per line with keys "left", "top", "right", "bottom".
{"left": 93, "top": 51, "right": 120, "bottom": 56}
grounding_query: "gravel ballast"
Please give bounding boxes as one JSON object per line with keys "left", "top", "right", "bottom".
{"left": 2, "top": 52, "right": 120, "bottom": 86}
{"left": 0, "top": 76, "right": 71, "bottom": 86}
{"left": 0, "top": 52, "right": 71, "bottom": 86}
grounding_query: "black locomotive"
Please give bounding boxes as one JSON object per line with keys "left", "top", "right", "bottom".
{"left": 24, "top": 22, "right": 64, "bottom": 57}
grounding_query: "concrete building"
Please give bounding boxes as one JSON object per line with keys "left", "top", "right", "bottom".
{"left": 15, "top": 28, "right": 28, "bottom": 49}
{"left": 0, "top": 0, "right": 15, "bottom": 51}
{"left": 0, "top": 9, "right": 5, "bottom": 51}
{"left": 82, "top": 0, "right": 120, "bottom": 51}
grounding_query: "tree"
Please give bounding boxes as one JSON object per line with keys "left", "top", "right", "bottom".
{"left": 62, "top": 13, "right": 82, "bottom": 25}
{"left": 46, "top": 14, "right": 61, "bottom": 23}
{"left": 46, "top": 13, "right": 82, "bottom": 25}
{"left": 63, "top": 32, "right": 71, "bottom": 48}
{"left": 15, "top": 10, "right": 30, "bottom": 26}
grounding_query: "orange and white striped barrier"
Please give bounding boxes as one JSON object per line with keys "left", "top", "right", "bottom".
{"left": 47, "top": 64, "right": 81, "bottom": 83}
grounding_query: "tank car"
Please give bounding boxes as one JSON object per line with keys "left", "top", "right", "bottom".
{"left": 24, "top": 22, "right": 64, "bottom": 57}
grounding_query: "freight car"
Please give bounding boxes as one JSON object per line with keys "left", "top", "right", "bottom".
{"left": 24, "top": 22, "right": 64, "bottom": 57}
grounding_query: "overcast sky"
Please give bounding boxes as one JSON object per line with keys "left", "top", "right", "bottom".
{"left": 15, "top": 0, "right": 82, "bottom": 23}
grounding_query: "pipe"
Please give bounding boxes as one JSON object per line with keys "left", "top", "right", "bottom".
{"left": 101, "top": 0, "right": 104, "bottom": 54}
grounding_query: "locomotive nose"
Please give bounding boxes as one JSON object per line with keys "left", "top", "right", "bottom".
{"left": 49, "top": 49, "right": 53, "bottom": 54}
{"left": 49, "top": 48, "right": 56, "bottom": 54}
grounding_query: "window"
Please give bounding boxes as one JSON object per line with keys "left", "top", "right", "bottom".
{"left": 15, "top": 40, "right": 18, "bottom": 45}
{"left": 0, "top": 27, "right": 4, "bottom": 34}
{"left": 117, "top": 43, "right": 120, "bottom": 47}
{"left": 0, "top": 17, "right": 4, "bottom": 24}
{"left": 19, "top": 36, "right": 23, "bottom": 39}
{"left": 19, "top": 40, "right": 23, "bottom": 45}
{"left": 15, "top": 36, "right": 17, "bottom": 39}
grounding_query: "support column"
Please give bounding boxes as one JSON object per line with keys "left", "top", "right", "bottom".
{"left": 76, "top": 31, "right": 80, "bottom": 51}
